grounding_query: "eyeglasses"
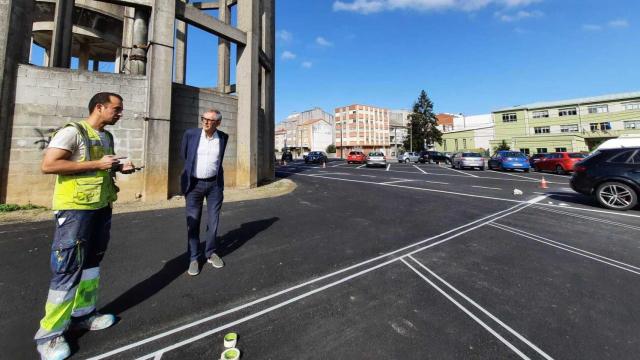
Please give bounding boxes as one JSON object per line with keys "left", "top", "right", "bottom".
{"left": 201, "top": 117, "right": 220, "bottom": 123}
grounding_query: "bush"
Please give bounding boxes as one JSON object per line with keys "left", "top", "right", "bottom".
{"left": 326, "top": 144, "right": 336, "bottom": 153}
{"left": 0, "top": 203, "right": 45, "bottom": 213}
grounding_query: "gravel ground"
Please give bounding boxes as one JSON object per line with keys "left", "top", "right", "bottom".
{"left": 0, "top": 178, "right": 296, "bottom": 225}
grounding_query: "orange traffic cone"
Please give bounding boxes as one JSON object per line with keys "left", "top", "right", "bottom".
{"left": 539, "top": 177, "right": 548, "bottom": 189}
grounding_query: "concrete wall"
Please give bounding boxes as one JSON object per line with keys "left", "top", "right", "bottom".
{"left": 5, "top": 64, "right": 148, "bottom": 206}
{"left": 169, "top": 83, "right": 238, "bottom": 195}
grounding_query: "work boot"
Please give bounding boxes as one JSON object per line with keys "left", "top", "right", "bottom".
{"left": 187, "top": 260, "right": 200, "bottom": 276}
{"left": 207, "top": 253, "right": 225, "bottom": 268}
{"left": 36, "top": 336, "right": 70, "bottom": 360}
{"left": 73, "top": 313, "right": 116, "bottom": 331}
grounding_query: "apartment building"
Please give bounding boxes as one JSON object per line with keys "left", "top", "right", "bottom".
{"left": 491, "top": 91, "right": 640, "bottom": 154}
{"left": 334, "top": 104, "right": 390, "bottom": 157}
{"left": 435, "top": 113, "right": 494, "bottom": 153}
{"left": 275, "top": 107, "right": 334, "bottom": 155}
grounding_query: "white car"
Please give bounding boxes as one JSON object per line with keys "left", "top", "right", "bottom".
{"left": 398, "top": 152, "right": 419, "bottom": 163}
{"left": 366, "top": 152, "right": 387, "bottom": 167}
{"left": 451, "top": 152, "right": 485, "bottom": 170}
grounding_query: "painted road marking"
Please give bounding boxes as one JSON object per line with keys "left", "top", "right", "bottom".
{"left": 406, "top": 256, "right": 554, "bottom": 360}
{"left": 488, "top": 170, "right": 539, "bottom": 181}
{"left": 490, "top": 223, "right": 640, "bottom": 275}
{"left": 531, "top": 206, "right": 640, "bottom": 231}
{"left": 386, "top": 164, "right": 391, "bottom": 171}
{"left": 91, "top": 203, "right": 534, "bottom": 359}
{"left": 413, "top": 165, "right": 427, "bottom": 174}
{"left": 357, "top": 164, "right": 366, "bottom": 169}
{"left": 441, "top": 164, "right": 479, "bottom": 178}
{"left": 423, "top": 180, "right": 450, "bottom": 185}
{"left": 356, "top": 167, "right": 566, "bottom": 184}
{"left": 473, "top": 186, "right": 502, "bottom": 190}
{"left": 360, "top": 174, "right": 377, "bottom": 178}
{"left": 381, "top": 179, "right": 417, "bottom": 185}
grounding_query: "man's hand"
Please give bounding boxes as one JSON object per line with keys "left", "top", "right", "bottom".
{"left": 96, "top": 155, "right": 122, "bottom": 171}
{"left": 119, "top": 161, "right": 136, "bottom": 174}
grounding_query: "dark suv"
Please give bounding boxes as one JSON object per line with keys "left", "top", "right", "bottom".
{"left": 418, "top": 150, "right": 449, "bottom": 164}
{"left": 570, "top": 147, "right": 640, "bottom": 210}
{"left": 305, "top": 151, "right": 328, "bottom": 164}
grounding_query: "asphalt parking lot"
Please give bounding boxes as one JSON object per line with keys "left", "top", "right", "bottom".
{"left": 2, "top": 159, "right": 639, "bottom": 359}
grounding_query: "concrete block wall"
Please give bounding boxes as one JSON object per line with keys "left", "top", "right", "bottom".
{"left": 6, "top": 64, "right": 148, "bottom": 206}
{"left": 169, "top": 83, "right": 238, "bottom": 195}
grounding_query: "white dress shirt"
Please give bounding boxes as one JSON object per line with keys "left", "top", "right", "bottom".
{"left": 194, "top": 130, "right": 221, "bottom": 179}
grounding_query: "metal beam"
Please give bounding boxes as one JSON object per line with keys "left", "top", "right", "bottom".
{"left": 175, "top": 2, "right": 246, "bottom": 45}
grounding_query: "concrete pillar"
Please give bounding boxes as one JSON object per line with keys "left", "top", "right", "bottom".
{"left": 235, "top": 0, "right": 260, "bottom": 188}
{"left": 43, "top": 49, "right": 50, "bottom": 67}
{"left": 130, "top": 8, "right": 149, "bottom": 75}
{"left": 174, "top": 0, "right": 188, "bottom": 84}
{"left": 0, "top": 0, "right": 35, "bottom": 202}
{"left": 261, "top": 0, "right": 275, "bottom": 182}
{"left": 143, "top": 0, "right": 175, "bottom": 201}
{"left": 217, "top": 0, "right": 230, "bottom": 92}
{"left": 50, "top": 0, "right": 74, "bottom": 68}
{"left": 120, "top": 7, "right": 135, "bottom": 74}
{"left": 79, "top": 44, "right": 89, "bottom": 70}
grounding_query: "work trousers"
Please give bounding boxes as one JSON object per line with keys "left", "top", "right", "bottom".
{"left": 185, "top": 178, "right": 223, "bottom": 261}
{"left": 34, "top": 207, "right": 112, "bottom": 343}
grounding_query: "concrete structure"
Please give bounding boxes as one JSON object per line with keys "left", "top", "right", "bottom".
{"left": 0, "top": 0, "right": 275, "bottom": 206}
{"left": 491, "top": 91, "right": 640, "bottom": 154}
{"left": 275, "top": 107, "right": 334, "bottom": 156}
{"left": 334, "top": 104, "right": 390, "bottom": 157}
{"left": 434, "top": 113, "right": 494, "bottom": 154}
{"left": 389, "top": 109, "right": 409, "bottom": 157}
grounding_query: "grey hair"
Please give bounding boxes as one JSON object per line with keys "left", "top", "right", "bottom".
{"left": 203, "top": 109, "right": 222, "bottom": 121}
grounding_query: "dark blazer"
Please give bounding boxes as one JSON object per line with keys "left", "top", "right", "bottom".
{"left": 180, "top": 128, "right": 228, "bottom": 195}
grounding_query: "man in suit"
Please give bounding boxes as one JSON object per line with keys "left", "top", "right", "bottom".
{"left": 180, "top": 109, "right": 228, "bottom": 276}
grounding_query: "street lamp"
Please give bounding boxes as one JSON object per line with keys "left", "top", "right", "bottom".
{"left": 340, "top": 115, "right": 344, "bottom": 159}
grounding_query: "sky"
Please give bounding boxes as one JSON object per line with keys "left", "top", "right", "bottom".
{"left": 29, "top": 0, "right": 640, "bottom": 123}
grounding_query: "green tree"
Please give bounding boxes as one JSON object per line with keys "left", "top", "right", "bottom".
{"left": 404, "top": 90, "right": 442, "bottom": 151}
{"left": 326, "top": 144, "right": 336, "bottom": 153}
{"left": 494, "top": 140, "right": 511, "bottom": 151}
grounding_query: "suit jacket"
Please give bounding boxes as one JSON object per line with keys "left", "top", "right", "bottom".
{"left": 180, "top": 128, "right": 228, "bottom": 195}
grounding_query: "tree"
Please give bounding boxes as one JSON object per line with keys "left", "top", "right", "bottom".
{"left": 404, "top": 90, "right": 442, "bottom": 151}
{"left": 326, "top": 144, "right": 336, "bottom": 153}
{"left": 494, "top": 140, "right": 511, "bottom": 151}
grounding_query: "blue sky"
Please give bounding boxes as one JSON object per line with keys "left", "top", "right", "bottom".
{"left": 29, "top": 1, "right": 640, "bottom": 123}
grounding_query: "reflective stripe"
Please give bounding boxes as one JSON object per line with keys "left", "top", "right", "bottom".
{"left": 39, "top": 300, "right": 73, "bottom": 331}
{"left": 46, "top": 287, "right": 77, "bottom": 305}
{"left": 80, "top": 267, "right": 100, "bottom": 281}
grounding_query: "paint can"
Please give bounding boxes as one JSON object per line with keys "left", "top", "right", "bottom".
{"left": 220, "top": 347, "right": 240, "bottom": 360}
{"left": 223, "top": 332, "right": 237, "bottom": 348}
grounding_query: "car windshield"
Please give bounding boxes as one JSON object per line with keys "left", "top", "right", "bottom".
{"left": 369, "top": 152, "right": 384, "bottom": 156}
{"left": 462, "top": 152, "right": 482, "bottom": 157}
{"left": 569, "top": 153, "right": 587, "bottom": 159}
{"left": 504, "top": 152, "right": 526, "bottom": 158}
{"left": 309, "top": 152, "right": 321, "bottom": 155}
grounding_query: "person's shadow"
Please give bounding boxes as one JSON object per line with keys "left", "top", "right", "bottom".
{"left": 99, "top": 217, "right": 278, "bottom": 317}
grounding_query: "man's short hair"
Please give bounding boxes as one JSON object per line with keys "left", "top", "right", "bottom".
{"left": 88, "top": 92, "right": 123, "bottom": 114}
{"left": 203, "top": 109, "right": 222, "bottom": 121}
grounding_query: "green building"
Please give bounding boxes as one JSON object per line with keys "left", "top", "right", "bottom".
{"left": 491, "top": 91, "right": 640, "bottom": 154}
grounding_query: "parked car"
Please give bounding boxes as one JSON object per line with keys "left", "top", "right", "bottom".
{"left": 398, "top": 151, "right": 419, "bottom": 163}
{"left": 366, "top": 152, "right": 387, "bottom": 167}
{"left": 488, "top": 151, "right": 531, "bottom": 172}
{"left": 305, "top": 151, "right": 328, "bottom": 164}
{"left": 418, "top": 150, "right": 450, "bottom": 164}
{"left": 347, "top": 151, "right": 366, "bottom": 164}
{"left": 534, "top": 152, "right": 588, "bottom": 174}
{"left": 570, "top": 147, "right": 640, "bottom": 210}
{"left": 451, "top": 152, "right": 485, "bottom": 170}
{"left": 444, "top": 152, "right": 453, "bottom": 162}
{"left": 529, "top": 153, "right": 548, "bottom": 168}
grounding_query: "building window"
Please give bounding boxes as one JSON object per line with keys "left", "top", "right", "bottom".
{"left": 623, "top": 103, "right": 640, "bottom": 111}
{"left": 587, "top": 105, "right": 608, "bottom": 114}
{"left": 444, "top": 140, "right": 447, "bottom": 151}
{"left": 624, "top": 120, "right": 640, "bottom": 129}
{"left": 455, "top": 139, "right": 459, "bottom": 150}
{"left": 536, "top": 148, "right": 548, "bottom": 153}
{"left": 463, "top": 139, "right": 467, "bottom": 148}
{"left": 534, "top": 126, "right": 550, "bottom": 134}
{"left": 521, "top": 148, "right": 530, "bottom": 155}
{"left": 555, "top": 147, "right": 567, "bottom": 152}
{"left": 590, "top": 122, "right": 612, "bottom": 131}
{"left": 502, "top": 113, "right": 517, "bottom": 122}
{"left": 558, "top": 108, "right": 577, "bottom": 116}
{"left": 560, "top": 124, "right": 579, "bottom": 133}
{"left": 532, "top": 110, "right": 549, "bottom": 118}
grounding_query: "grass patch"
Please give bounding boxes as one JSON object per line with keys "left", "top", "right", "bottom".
{"left": 0, "top": 203, "right": 46, "bottom": 213}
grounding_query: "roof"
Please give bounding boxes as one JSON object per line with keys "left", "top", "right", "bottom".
{"left": 442, "top": 125, "right": 493, "bottom": 134}
{"left": 494, "top": 91, "right": 640, "bottom": 112}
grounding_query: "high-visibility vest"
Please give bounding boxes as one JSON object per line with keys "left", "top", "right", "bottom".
{"left": 51, "top": 121, "right": 118, "bottom": 210}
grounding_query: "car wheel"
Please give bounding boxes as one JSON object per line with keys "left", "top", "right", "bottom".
{"left": 555, "top": 165, "right": 564, "bottom": 175}
{"left": 479, "top": 166, "right": 485, "bottom": 171}
{"left": 596, "top": 181, "right": 638, "bottom": 211}
{"left": 525, "top": 168, "right": 530, "bottom": 173}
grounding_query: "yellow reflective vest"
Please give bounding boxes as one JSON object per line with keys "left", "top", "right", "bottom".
{"left": 51, "top": 121, "right": 118, "bottom": 210}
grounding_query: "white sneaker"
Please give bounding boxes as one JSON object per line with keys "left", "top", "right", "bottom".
{"left": 37, "top": 336, "right": 70, "bottom": 360}
{"left": 73, "top": 313, "right": 116, "bottom": 331}
{"left": 207, "top": 253, "right": 225, "bottom": 268}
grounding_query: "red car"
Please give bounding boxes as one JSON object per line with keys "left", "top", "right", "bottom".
{"left": 534, "top": 152, "right": 588, "bottom": 174}
{"left": 346, "top": 151, "right": 366, "bottom": 164}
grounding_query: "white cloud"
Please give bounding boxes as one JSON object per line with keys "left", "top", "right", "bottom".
{"left": 496, "top": 9, "right": 543, "bottom": 22}
{"left": 301, "top": 61, "right": 313, "bottom": 68}
{"left": 332, "top": 0, "right": 542, "bottom": 14}
{"left": 276, "top": 30, "right": 293, "bottom": 42}
{"left": 281, "top": 51, "right": 297, "bottom": 60}
{"left": 315, "top": 36, "right": 334, "bottom": 47}
{"left": 608, "top": 19, "right": 629, "bottom": 28}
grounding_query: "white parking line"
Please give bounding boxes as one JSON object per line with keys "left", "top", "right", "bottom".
{"left": 531, "top": 206, "right": 640, "bottom": 231}
{"left": 92, "top": 203, "right": 533, "bottom": 359}
{"left": 386, "top": 164, "right": 391, "bottom": 171}
{"left": 423, "top": 180, "right": 449, "bottom": 185}
{"left": 490, "top": 223, "right": 640, "bottom": 275}
{"left": 381, "top": 179, "right": 416, "bottom": 185}
{"left": 473, "top": 186, "right": 502, "bottom": 190}
{"left": 357, "top": 164, "right": 366, "bottom": 169}
{"left": 488, "top": 170, "right": 539, "bottom": 181}
{"left": 406, "top": 256, "right": 554, "bottom": 360}
{"left": 360, "top": 174, "right": 377, "bottom": 178}
{"left": 413, "top": 165, "right": 427, "bottom": 174}
{"left": 440, "top": 164, "right": 479, "bottom": 178}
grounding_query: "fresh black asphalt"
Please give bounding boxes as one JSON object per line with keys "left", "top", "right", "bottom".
{"left": 1, "top": 160, "right": 639, "bottom": 359}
